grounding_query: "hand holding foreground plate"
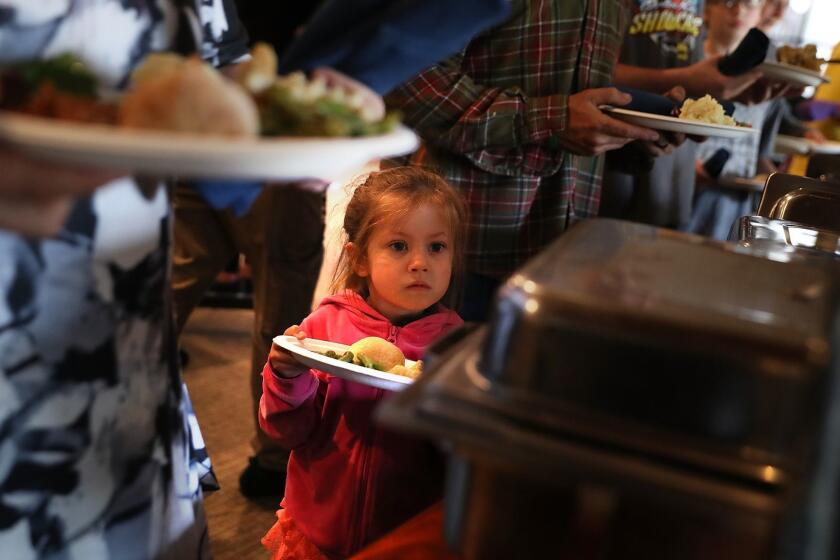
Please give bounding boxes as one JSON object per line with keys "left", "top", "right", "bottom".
{"left": 269, "top": 325, "right": 311, "bottom": 379}
{"left": 0, "top": 144, "right": 123, "bottom": 237}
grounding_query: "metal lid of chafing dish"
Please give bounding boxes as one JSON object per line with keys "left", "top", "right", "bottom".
{"left": 482, "top": 219, "right": 835, "bottom": 371}
{"left": 757, "top": 173, "right": 840, "bottom": 232}
{"left": 381, "top": 219, "right": 840, "bottom": 487}
{"left": 737, "top": 215, "right": 840, "bottom": 259}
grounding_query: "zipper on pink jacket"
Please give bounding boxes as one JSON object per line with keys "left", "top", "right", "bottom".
{"left": 349, "top": 392, "right": 383, "bottom": 553}
{"left": 349, "top": 443, "right": 369, "bottom": 552}
{"left": 387, "top": 325, "right": 398, "bottom": 344}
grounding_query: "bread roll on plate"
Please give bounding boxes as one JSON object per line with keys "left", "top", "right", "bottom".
{"left": 119, "top": 55, "right": 258, "bottom": 137}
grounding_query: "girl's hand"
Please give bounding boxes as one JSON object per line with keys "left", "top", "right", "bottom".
{"left": 269, "top": 325, "right": 310, "bottom": 379}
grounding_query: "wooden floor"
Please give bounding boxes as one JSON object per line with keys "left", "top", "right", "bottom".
{"left": 181, "top": 307, "right": 277, "bottom": 559}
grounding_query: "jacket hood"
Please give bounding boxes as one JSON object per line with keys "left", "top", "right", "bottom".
{"left": 317, "top": 290, "right": 462, "bottom": 344}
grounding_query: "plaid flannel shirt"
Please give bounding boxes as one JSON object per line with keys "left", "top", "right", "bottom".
{"left": 386, "top": 0, "right": 630, "bottom": 277}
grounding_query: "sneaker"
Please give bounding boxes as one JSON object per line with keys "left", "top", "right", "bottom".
{"left": 239, "top": 456, "right": 286, "bottom": 499}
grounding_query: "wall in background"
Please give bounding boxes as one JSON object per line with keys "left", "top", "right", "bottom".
{"left": 769, "top": 0, "right": 840, "bottom": 58}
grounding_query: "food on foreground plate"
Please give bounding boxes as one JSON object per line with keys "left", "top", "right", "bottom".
{"left": 0, "top": 44, "right": 399, "bottom": 137}
{"left": 320, "top": 336, "right": 423, "bottom": 379}
{"left": 777, "top": 44, "right": 824, "bottom": 72}
{"left": 231, "top": 42, "right": 278, "bottom": 95}
{"left": 256, "top": 72, "right": 400, "bottom": 137}
{"left": 0, "top": 53, "right": 116, "bottom": 124}
{"left": 120, "top": 56, "right": 259, "bottom": 136}
{"left": 678, "top": 95, "right": 737, "bottom": 126}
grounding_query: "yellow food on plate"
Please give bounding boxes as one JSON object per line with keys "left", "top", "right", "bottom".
{"left": 389, "top": 361, "right": 423, "bottom": 379}
{"left": 320, "top": 336, "right": 422, "bottom": 379}
{"left": 678, "top": 95, "right": 736, "bottom": 126}
{"left": 119, "top": 55, "right": 259, "bottom": 137}
{"left": 349, "top": 337, "right": 406, "bottom": 372}
{"left": 231, "top": 42, "right": 278, "bottom": 94}
{"left": 777, "top": 44, "right": 824, "bottom": 72}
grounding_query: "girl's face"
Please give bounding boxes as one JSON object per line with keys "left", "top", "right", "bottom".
{"left": 355, "top": 202, "right": 453, "bottom": 322}
{"left": 706, "top": 0, "right": 765, "bottom": 51}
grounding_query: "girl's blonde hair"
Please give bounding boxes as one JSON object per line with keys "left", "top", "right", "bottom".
{"left": 331, "top": 166, "right": 467, "bottom": 307}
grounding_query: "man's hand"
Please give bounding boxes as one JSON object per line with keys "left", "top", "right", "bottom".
{"left": 0, "top": 146, "right": 123, "bottom": 237}
{"left": 268, "top": 325, "right": 311, "bottom": 379}
{"left": 804, "top": 128, "right": 827, "bottom": 144}
{"left": 637, "top": 86, "right": 690, "bottom": 157}
{"left": 556, "top": 88, "right": 659, "bottom": 156}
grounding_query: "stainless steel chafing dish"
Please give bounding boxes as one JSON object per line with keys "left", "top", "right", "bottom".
{"left": 737, "top": 216, "right": 840, "bottom": 260}
{"left": 756, "top": 173, "right": 840, "bottom": 233}
{"left": 737, "top": 173, "right": 840, "bottom": 262}
{"left": 379, "top": 218, "right": 840, "bottom": 560}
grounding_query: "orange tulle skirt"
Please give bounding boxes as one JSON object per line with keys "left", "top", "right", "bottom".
{"left": 261, "top": 509, "right": 330, "bottom": 560}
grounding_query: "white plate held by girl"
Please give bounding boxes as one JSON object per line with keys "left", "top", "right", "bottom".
{"left": 274, "top": 335, "right": 416, "bottom": 392}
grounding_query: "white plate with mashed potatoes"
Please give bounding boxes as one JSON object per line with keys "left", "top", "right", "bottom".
{"left": 0, "top": 111, "right": 419, "bottom": 181}
{"left": 757, "top": 61, "right": 829, "bottom": 88}
{"left": 605, "top": 95, "right": 757, "bottom": 138}
{"left": 274, "top": 335, "right": 419, "bottom": 392}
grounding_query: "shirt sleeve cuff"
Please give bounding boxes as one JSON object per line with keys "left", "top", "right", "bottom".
{"left": 525, "top": 94, "right": 567, "bottom": 144}
{"left": 263, "top": 362, "right": 319, "bottom": 408}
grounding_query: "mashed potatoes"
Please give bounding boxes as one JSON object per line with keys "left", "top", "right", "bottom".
{"left": 678, "top": 95, "right": 736, "bottom": 126}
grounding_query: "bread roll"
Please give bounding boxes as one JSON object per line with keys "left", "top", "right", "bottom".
{"left": 349, "top": 337, "right": 406, "bottom": 371}
{"left": 119, "top": 56, "right": 258, "bottom": 137}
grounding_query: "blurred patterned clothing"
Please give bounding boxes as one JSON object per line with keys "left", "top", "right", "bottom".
{"left": 696, "top": 101, "right": 773, "bottom": 180}
{"left": 688, "top": 101, "right": 773, "bottom": 240}
{"left": 386, "top": 0, "right": 630, "bottom": 277}
{"left": 0, "top": 1, "right": 246, "bottom": 558}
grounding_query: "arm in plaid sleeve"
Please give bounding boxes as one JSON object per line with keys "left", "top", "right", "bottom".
{"left": 386, "top": 55, "right": 569, "bottom": 178}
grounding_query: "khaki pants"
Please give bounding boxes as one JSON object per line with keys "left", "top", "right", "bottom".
{"left": 172, "top": 183, "right": 325, "bottom": 471}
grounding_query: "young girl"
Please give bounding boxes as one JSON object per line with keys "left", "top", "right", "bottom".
{"left": 259, "top": 166, "right": 467, "bottom": 559}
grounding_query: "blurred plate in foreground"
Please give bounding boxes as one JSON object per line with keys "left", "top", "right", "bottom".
{"left": 0, "top": 111, "right": 418, "bottom": 181}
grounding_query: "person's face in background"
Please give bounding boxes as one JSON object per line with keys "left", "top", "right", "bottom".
{"left": 758, "top": 0, "right": 789, "bottom": 32}
{"left": 706, "top": 0, "right": 766, "bottom": 52}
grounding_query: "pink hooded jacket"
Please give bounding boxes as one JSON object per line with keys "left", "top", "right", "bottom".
{"left": 260, "top": 291, "right": 463, "bottom": 558}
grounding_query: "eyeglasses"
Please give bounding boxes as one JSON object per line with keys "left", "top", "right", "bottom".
{"left": 713, "top": 0, "right": 764, "bottom": 7}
